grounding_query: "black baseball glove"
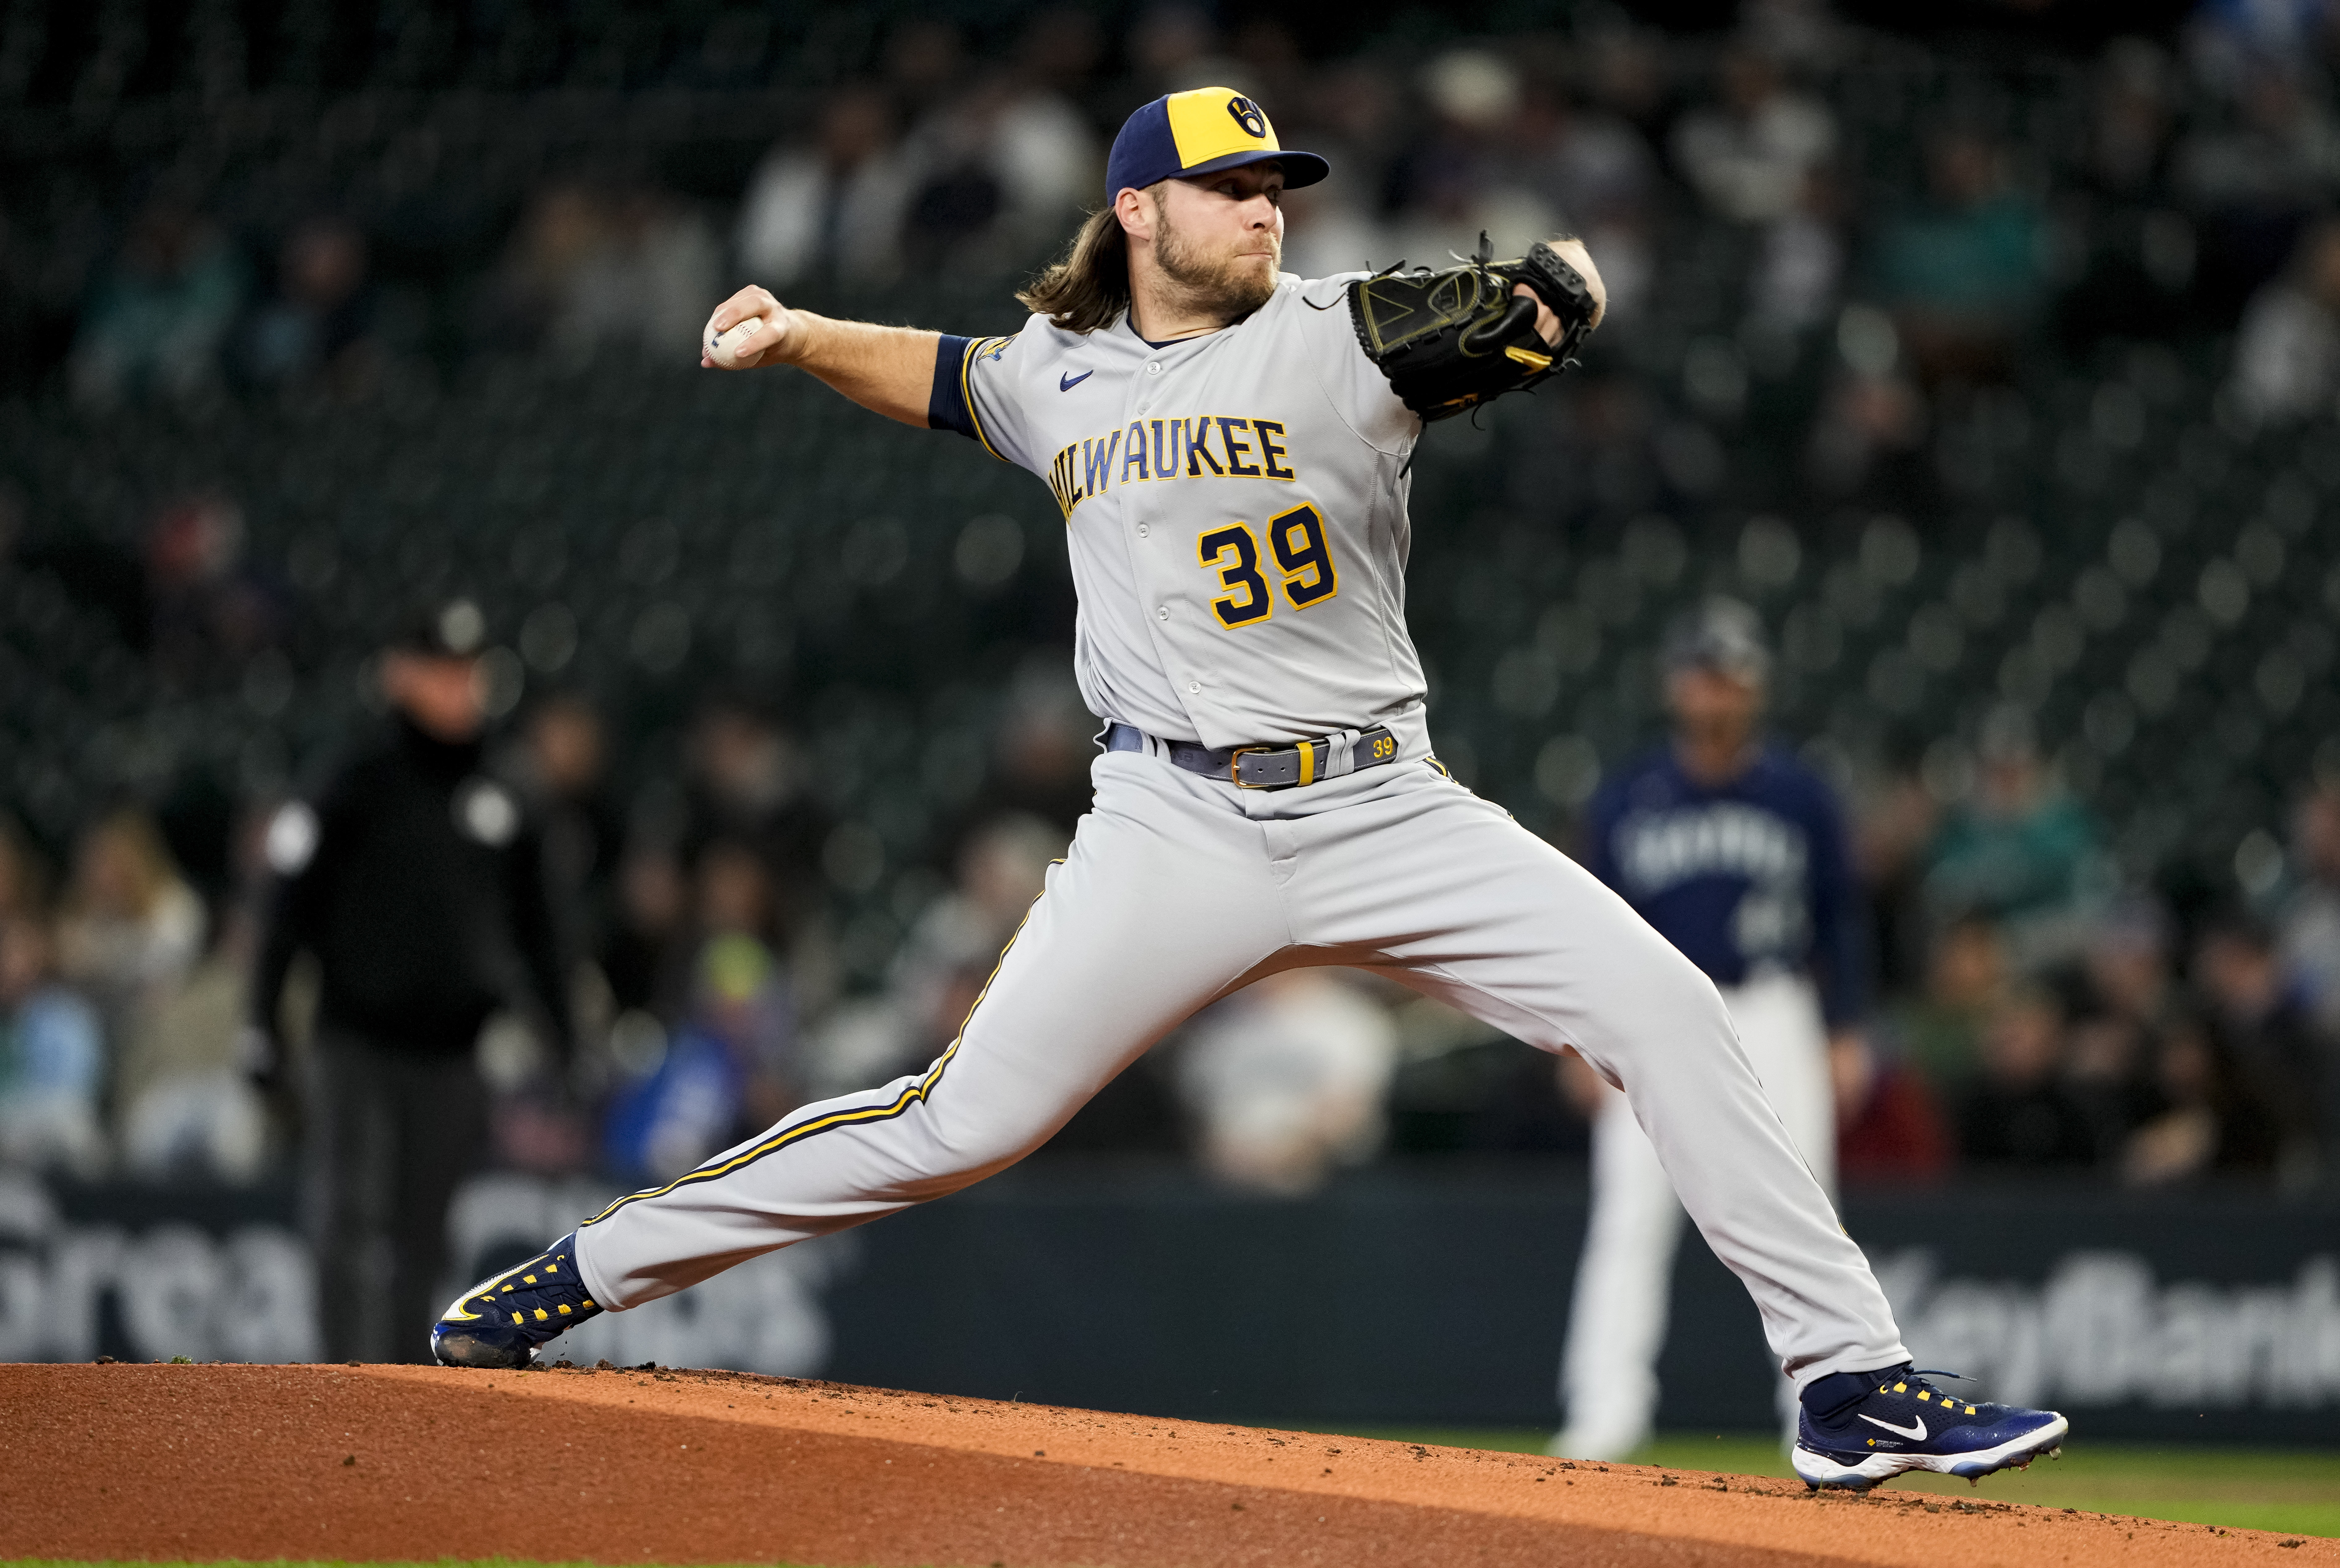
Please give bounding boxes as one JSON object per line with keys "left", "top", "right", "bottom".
{"left": 1348, "top": 234, "right": 1599, "bottom": 423}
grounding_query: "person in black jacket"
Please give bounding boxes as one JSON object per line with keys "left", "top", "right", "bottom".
{"left": 251, "top": 600, "right": 571, "bottom": 1362}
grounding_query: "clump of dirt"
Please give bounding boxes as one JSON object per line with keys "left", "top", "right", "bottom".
{"left": 0, "top": 1364, "right": 2320, "bottom": 1567}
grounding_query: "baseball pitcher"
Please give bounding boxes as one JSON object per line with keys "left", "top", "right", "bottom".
{"left": 431, "top": 87, "right": 2065, "bottom": 1491}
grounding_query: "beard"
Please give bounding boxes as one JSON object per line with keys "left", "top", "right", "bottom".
{"left": 1153, "top": 197, "right": 1280, "bottom": 320}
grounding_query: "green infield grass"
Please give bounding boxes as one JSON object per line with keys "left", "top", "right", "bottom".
{"left": 1307, "top": 1427, "right": 2340, "bottom": 1538}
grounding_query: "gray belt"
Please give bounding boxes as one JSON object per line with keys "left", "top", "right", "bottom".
{"left": 1104, "top": 721, "right": 1399, "bottom": 789}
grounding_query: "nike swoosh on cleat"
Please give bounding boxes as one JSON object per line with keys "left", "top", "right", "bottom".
{"left": 1859, "top": 1414, "right": 1927, "bottom": 1440}
{"left": 1059, "top": 370, "right": 1092, "bottom": 390}
{"left": 438, "top": 1255, "right": 545, "bottom": 1322}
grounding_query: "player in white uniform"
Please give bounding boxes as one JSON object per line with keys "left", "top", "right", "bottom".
{"left": 432, "top": 87, "right": 2067, "bottom": 1491}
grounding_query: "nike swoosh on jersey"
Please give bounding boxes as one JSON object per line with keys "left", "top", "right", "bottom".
{"left": 1858, "top": 1414, "right": 1927, "bottom": 1440}
{"left": 1059, "top": 369, "right": 1092, "bottom": 391}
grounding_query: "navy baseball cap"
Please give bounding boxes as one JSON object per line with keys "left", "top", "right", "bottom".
{"left": 1105, "top": 86, "right": 1329, "bottom": 202}
{"left": 1664, "top": 597, "right": 1771, "bottom": 682}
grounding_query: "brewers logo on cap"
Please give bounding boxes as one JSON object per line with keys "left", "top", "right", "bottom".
{"left": 1105, "top": 86, "right": 1330, "bottom": 201}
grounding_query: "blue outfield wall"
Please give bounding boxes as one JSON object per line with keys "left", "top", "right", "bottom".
{"left": 5, "top": 1164, "right": 2336, "bottom": 1444}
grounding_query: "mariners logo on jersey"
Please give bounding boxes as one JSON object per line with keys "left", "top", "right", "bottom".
{"left": 1585, "top": 745, "right": 1865, "bottom": 1019}
{"left": 1614, "top": 797, "right": 1811, "bottom": 965}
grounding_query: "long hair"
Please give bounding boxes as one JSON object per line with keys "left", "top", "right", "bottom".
{"left": 1017, "top": 206, "right": 1131, "bottom": 334}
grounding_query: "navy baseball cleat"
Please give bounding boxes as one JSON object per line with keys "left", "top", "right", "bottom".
{"left": 1791, "top": 1364, "right": 2066, "bottom": 1491}
{"left": 429, "top": 1231, "right": 604, "bottom": 1368}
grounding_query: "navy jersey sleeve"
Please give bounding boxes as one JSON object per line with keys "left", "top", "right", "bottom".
{"left": 1802, "top": 772, "right": 1870, "bottom": 1030}
{"left": 927, "top": 334, "right": 978, "bottom": 440}
{"left": 927, "top": 329, "right": 1032, "bottom": 469}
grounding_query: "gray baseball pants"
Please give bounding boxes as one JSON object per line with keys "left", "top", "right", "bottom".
{"left": 573, "top": 749, "right": 1909, "bottom": 1388}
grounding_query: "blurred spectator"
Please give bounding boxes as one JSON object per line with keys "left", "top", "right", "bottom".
{"left": 500, "top": 696, "right": 620, "bottom": 1177}
{"left": 1670, "top": 48, "right": 1835, "bottom": 225}
{"left": 1388, "top": 52, "right": 1560, "bottom": 268}
{"left": 2087, "top": 39, "right": 2177, "bottom": 198}
{"left": 241, "top": 217, "right": 380, "bottom": 392}
{"left": 562, "top": 186, "right": 722, "bottom": 358}
{"left": 2122, "top": 1012, "right": 2280, "bottom": 1185}
{"left": 1123, "top": 4, "right": 1247, "bottom": 102}
{"left": 509, "top": 692, "right": 623, "bottom": 973}
{"left": 1924, "top": 709, "right": 2104, "bottom": 968}
{"left": 897, "top": 27, "right": 1098, "bottom": 274}
{"left": 1520, "top": 77, "right": 1659, "bottom": 238}
{"left": 1869, "top": 131, "right": 2044, "bottom": 385}
{"left": 495, "top": 181, "right": 719, "bottom": 359}
{"left": 683, "top": 695, "right": 826, "bottom": 944}
{"left": 694, "top": 839, "right": 802, "bottom": 1125}
{"left": 116, "top": 897, "right": 267, "bottom": 1184}
{"left": 1852, "top": 754, "right": 1940, "bottom": 997}
{"left": 808, "top": 812, "right": 1067, "bottom": 1101}
{"left": 2174, "top": 59, "right": 2340, "bottom": 308}
{"left": 1584, "top": 23, "right": 1670, "bottom": 139}
{"left": 1747, "top": 169, "right": 1842, "bottom": 337}
{"left": 737, "top": 85, "right": 913, "bottom": 290}
{"left": 1834, "top": 1041, "right": 1953, "bottom": 1184}
{"left": 251, "top": 601, "right": 573, "bottom": 1362}
{"left": 975, "top": 661, "right": 1099, "bottom": 835}
{"left": 1289, "top": 57, "right": 1404, "bottom": 204}
{"left": 1955, "top": 986, "right": 2097, "bottom": 1170}
{"left": 1024, "top": 7, "right": 1110, "bottom": 111}
{"left": 601, "top": 912, "right": 797, "bottom": 1186}
{"left": 2229, "top": 216, "right": 2340, "bottom": 423}
{"left": 600, "top": 945, "right": 751, "bottom": 1185}
{"left": 1513, "top": 79, "right": 1657, "bottom": 323}
{"left": 0, "top": 913, "right": 107, "bottom": 1175}
{"left": 1892, "top": 917, "right": 2006, "bottom": 1087}
{"left": 2060, "top": 898, "right": 2177, "bottom": 1155}
{"left": 69, "top": 196, "right": 246, "bottom": 406}
{"left": 893, "top": 813, "right": 1065, "bottom": 1056}
{"left": 0, "top": 814, "right": 48, "bottom": 924}
{"left": 57, "top": 808, "right": 207, "bottom": 1052}
{"left": 1804, "top": 311, "right": 1928, "bottom": 497}
{"left": 2192, "top": 910, "right": 2326, "bottom": 1179}
{"left": 603, "top": 839, "right": 693, "bottom": 1021}
{"left": 1277, "top": 172, "right": 1387, "bottom": 282}
{"left": 1174, "top": 969, "right": 1397, "bottom": 1195}
{"left": 495, "top": 183, "right": 604, "bottom": 346}
{"left": 1742, "top": 0, "right": 1848, "bottom": 69}
{"left": 2279, "top": 782, "right": 2340, "bottom": 1036}
{"left": 143, "top": 493, "right": 281, "bottom": 686}
{"left": 884, "top": 16, "right": 969, "bottom": 107}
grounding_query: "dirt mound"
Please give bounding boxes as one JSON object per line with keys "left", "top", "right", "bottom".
{"left": 0, "top": 1364, "right": 2322, "bottom": 1566}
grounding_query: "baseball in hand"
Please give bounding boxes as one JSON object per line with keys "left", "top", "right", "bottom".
{"left": 704, "top": 314, "right": 767, "bottom": 368}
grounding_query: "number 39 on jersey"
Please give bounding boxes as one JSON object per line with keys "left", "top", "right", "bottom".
{"left": 1197, "top": 503, "right": 1341, "bottom": 629}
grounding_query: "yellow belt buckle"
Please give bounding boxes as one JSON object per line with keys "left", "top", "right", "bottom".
{"left": 1228, "top": 745, "right": 1271, "bottom": 788}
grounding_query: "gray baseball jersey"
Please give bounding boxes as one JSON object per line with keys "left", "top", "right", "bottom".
{"left": 932, "top": 273, "right": 1429, "bottom": 753}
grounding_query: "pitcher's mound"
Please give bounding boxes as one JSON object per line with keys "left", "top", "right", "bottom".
{"left": 0, "top": 1363, "right": 2313, "bottom": 1566}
